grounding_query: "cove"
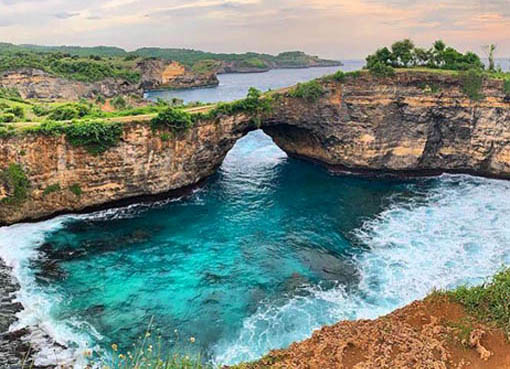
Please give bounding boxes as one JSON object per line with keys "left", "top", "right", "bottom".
{"left": 2, "top": 130, "right": 510, "bottom": 367}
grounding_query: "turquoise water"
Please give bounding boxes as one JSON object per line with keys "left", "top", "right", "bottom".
{"left": 32, "top": 131, "right": 412, "bottom": 361}
{"left": 2, "top": 130, "right": 510, "bottom": 368}
{"left": 2, "top": 65, "right": 510, "bottom": 367}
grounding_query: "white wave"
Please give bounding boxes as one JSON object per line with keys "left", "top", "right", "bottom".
{"left": 213, "top": 174, "right": 510, "bottom": 365}
{"left": 0, "top": 216, "right": 98, "bottom": 369}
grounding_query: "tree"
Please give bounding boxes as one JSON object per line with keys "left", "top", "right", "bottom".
{"left": 433, "top": 40, "right": 446, "bottom": 67}
{"left": 391, "top": 39, "right": 415, "bottom": 67}
{"left": 413, "top": 47, "right": 432, "bottom": 67}
{"left": 366, "top": 47, "right": 392, "bottom": 69}
{"left": 482, "top": 44, "right": 496, "bottom": 71}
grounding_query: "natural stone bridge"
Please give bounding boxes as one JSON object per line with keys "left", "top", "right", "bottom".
{"left": 1, "top": 71, "right": 510, "bottom": 225}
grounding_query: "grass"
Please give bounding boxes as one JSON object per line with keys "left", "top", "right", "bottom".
{"left": 93, "top": 319, "right": 213, "bottom": 369}
{"left": 288, "top": 80, "right": 324, "bottom": 102}
{"left": 447, "top": 268, "right": 510, "bottom": 336}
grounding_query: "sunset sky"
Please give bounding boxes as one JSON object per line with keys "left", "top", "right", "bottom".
{"left": 0, "top": 0, "right": 509, "bottom": 59}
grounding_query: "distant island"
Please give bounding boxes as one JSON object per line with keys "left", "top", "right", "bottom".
{"left": 0, "top": 43, "right": 342, "bottom": 101}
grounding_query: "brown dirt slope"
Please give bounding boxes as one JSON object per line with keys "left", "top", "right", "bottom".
{"left": 232, "top": 297, "right": 510, "bottom": 369}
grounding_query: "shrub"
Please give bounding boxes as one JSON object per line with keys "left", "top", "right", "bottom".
{"left": 369, "top": 61, "right": 395, "bottom": 77}
{"left": 112, "top": 96, "right": 127, "bottom": 110}
{"left": 365, "top": 39, "right": 484, "bottom": 71}
{"left": 47, "top": 103, "right": 91, "bottom": 121}
{"left": 330, "top": 70, "right": 346, "bottom": 82}
{"left": 5, "top": 106, "right": 24, "bottom": 119}
{"left": 32, "top": 104, "right": 51, "bottom": 117}
{"left": 0, "top": 87, "right": 23, "bottom": 102}
{"left": 0, "top": 163, "right": 30, "bottom": 204}
{"left": 69, "top": 184, "right": 83, "bottom": 196}
{"left": 151, "top": 108, "right": 193, "bottom": 132}
{"left": 0, "top": 113, "right": 15, "bottom": 123}
{"left": 96, "top": 94, "right": 106, "bottom": 105}
{"left": 460, "top": 69, "right": 485, "bottom": 101}
{"left": 449, "top": 268, "right": 510, "bottom": 336}
{"left": 48, "top": 106, "right": 80, "bottom": 121}
{"left": 160, "top": 132, "right": 171, "bottom": 142}
{"left": 43, "top": 183, "right": 61, "bottom": 196}
{"left": 65, "top": 121, "right": 123, "bottom": 154}
{"left": 289, "top": 80, "right": 325, "bottom": 102}
{"left": 503, "top": 80, "right": 510, "bottom": 98}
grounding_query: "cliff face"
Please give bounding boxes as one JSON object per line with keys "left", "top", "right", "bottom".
{"left": 265, "top": 72, "right": 510, "bottom": 178}
{"left": 0, "top": 114, "right": 252, "bottom": 225}
{"left": 0, "top": 68, "right": 140, "bottom": 100}
{"left": 1, "top": 72, "right": 510, "bottom": 225}
{"left": 137, "top": 59, "right": 219, "bottom": 91}
{"left": 0, "top": 60, "right": 219, "bottom": 101}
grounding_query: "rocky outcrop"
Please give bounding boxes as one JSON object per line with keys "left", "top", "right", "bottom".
{"left": 138, "top": 59, "right": 219, "bottom": 90}
{"left": 0, "top": 114, "right": 253, "bottom": 225}
{"left": 265, "top": 72, "right": 510, "bottom": 179}
{"left": 1, "top": 71, "right": 510, "bottom": 225}
{"left": 0, "top": 68, "right": 139, "bottom": 100}
{"left": 0, "top": 260, "right": 28, "bottom": 369}
{"left": 229, "top": 296, "right": 510, "bottom": 369}
{"left": 0, "top": 60, "right": 218, "bottom": 101}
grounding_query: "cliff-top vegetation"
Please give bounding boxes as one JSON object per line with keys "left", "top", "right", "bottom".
{"left": 0, "top": 48, "right": 142, "bottom": 83}
{"left": 0, "top": 43, "right": 341, "bottom": 78}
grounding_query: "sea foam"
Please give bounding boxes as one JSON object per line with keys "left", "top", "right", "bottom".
{"left": 213, "top": 174, "right": 510, "bottom": 364}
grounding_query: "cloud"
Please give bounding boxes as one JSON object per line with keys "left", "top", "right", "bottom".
{"left": 54, "top": 11, "right": 80, "bottom": 19}
{"left": 0, "top": 0, "right": 508, "bottom": 58}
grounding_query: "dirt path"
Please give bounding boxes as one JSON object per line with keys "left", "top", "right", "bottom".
{"left": 234, "top": 296, "right": 510, "bottom": 369}
{"left": 10, "top": 104, "right": 217, "bottom": 130}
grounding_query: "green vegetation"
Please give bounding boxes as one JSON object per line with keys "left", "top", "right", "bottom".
{"left": 0, "top": 42, "right": 340, "bottom": 77}
{"left": 448, "top": 268, "right": 510, "bottom": 336}
{"left": 29, "top": 120, "right": 123, "bottom": 154}
{"left": 0, "top": 46, "right": 141, "bottom": 83}
{"left": 289, "top": 80, "right": 325, "bottom": 102}
{"left": 368, "top": 62, "right": 395, "bottom": 77}
{"left": 151, "top": 108, "right": 193, "bottom": 133}
{"left": 0, "top": 113, "right": 15, "bottom": 123}
{"left": 69, "top": 184, "right": 83, "bottom": 196}
{"left": 366, "top": 39, "right": 484, "bottom": 72}
{"left": 191, "top": 60, "right": 221, "bottom": 74}
{"left": 47, "top": 103, "right": 91, "bottom": 121}
{"left": 0, "top": 163, "right": 30, "bottom": 204}
{"left": 0, "top": 87, "right": 23, "bottom": 102}
{"left": 111, "top": 96, "right": 128, "bottom": 110}
{"left": 238, "top": 57, "right": 269, "bottom": 69}
{"left": 42, "top": 183, "right": 61, "bottom": 196}
{"left": 326, "top": 70, "right": 363, "bottom": 83}
{"left": 64, "top": 121, "right": 123, "bottom": 154}
{"left": 460, "top": 69, "right": 485, "bottom": 101}
{"left": 503, "top": 80, "right": 510, "bottom": 98}
{"left": 448, "top": 318, "right": 476, "bottom": 348}
{"left": 133, "top": 48, "right": 339, "bottom": 70}
{"left": 151, "top": 87, "right": 273, "bottom": 133}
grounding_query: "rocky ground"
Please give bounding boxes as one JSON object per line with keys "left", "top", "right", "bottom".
{"left": 233, "top": 296, "right": 510, "bottom": 369}
{"left": 0, "top": 260, "right": 31, "bottom": 369}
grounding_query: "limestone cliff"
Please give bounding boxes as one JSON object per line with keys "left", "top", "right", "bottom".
{"left": 1, "top": 71, "right": 509, "bottom": 225}
{"left": 0, "top": 60, "right": 218, "bottom": 101}
{"left": 137, "top": 59, "right": 219, "bottom": 91}
{"left": 0, "top": 114, "right": 252, "bottom": 225}
{"left": 265, "top": 72, "right": 510, "bottom": 178}
{"left": 0, "top": 68, "right": 140, "bottom": 100}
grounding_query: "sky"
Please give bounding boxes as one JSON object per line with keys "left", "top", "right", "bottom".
{"left": 0, "top": 0, "right": 509, "bottom": 59}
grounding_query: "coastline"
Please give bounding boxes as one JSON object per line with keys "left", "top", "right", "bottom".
{"left": 0, "top": 259, "right": 32, "bottom": 369}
